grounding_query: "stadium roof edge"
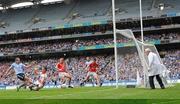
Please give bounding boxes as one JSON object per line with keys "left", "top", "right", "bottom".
{"left": 0, "top": 0, "right": 64, "bottom": 9}
{"left": 0, "top": 0, "right": 32, "bottom": 7}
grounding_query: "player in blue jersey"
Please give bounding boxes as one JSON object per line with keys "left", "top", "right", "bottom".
{"left": 2, "top": 57, "right": 35, "bottom": 91}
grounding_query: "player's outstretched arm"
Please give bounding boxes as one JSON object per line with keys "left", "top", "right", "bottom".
{"left": 24, "top": 61, "right": 36, "bottom": 69}
{"left": 96, "top": 67, "right": 100, "bottom": 73}
{"left": 2, "top": 67, "right": 12, "bottom": 79}
{"left": 55, "top": 63, "right": 58, "bottom": 69}
{"left": 85, "top": 65, "right": 89, "bottom": 71}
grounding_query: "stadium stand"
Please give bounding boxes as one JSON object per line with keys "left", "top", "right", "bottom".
{"left": 0, "top": 0, "right": 179, "bottom": 88}
{"left": 0, "top": 33, "right": 179, "bottom": 55}
{"left": 0, "top": 0, "right": 180, "bottom": 33}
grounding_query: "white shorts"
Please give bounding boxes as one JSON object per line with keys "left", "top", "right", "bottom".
{"left": 59, "top": 72, "right": 68, "bottom": 79}
{"left": 87, "top": 72, "right": 97, "bottom": 77}
{"left": 34, "top": 80, "right": 44, "bottom": 87}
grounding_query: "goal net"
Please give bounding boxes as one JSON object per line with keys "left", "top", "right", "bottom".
{"left": 115, "top": 29, "right": 169, "bottom": 88}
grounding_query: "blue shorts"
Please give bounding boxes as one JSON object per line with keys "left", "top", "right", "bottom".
{"left": 17, "top": 73, "right": 25, "bottom": 81}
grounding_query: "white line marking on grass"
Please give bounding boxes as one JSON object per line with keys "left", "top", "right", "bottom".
{"left": 32, "top": 88, "right": 116, "bottom": 99}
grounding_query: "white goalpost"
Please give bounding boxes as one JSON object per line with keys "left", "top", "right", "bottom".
{"left": 111, "top": 0, "right": 119, "bottom": 88}
{"left": 112, "top": 0, "right": 169, "bottom": 88}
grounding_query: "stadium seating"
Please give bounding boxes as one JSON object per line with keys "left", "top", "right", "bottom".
{"left": 0, "top": 33, "right": 179, "bottom": 55}
{"left": 0, "top": 0, "right": 180, "bottom": 33}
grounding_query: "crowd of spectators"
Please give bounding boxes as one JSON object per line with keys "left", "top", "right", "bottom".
{"left": 0, "top": 24, "right": 112, "bottom": 42}
{"left": 0, "top": 41, "right": 72, "bottom": 54}
{"left": 162, "top": 50, "right": 180, "bottom": 79}
{"left": 1, "top": 31, "right": 179, "bottom": 44}
{"left": 0, "top": 50, "right": 179, "bottom": 86}
{"left": 0, "top": 33, "right": 179, "bottom": 55}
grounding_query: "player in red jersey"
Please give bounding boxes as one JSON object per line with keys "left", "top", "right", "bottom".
{"left": 81, "top": 57, "right": 101, "bottom": 87}
{"left": 56, "top": 58, "right": 73, "bottom": 88}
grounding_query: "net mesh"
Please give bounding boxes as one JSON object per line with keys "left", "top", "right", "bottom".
{"left": 116, "top": 29, "right": 169, "bottom": 88}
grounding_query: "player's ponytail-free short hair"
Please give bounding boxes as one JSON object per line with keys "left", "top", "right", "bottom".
{"left": 15, "top": 57, "right": 20, "bottom": 61}
{"left": 145, "top": 48, "right": 151, "bottom": 52}
{"left": 93, "top": 58, "right": 96, "bottom": 61}
{"left": 42, "top": 65, "right": 47, "bottom": 71}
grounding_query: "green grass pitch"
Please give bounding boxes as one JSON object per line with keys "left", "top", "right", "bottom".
{"left": 0, "top": 84, "right": 180, "bottom": 104}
